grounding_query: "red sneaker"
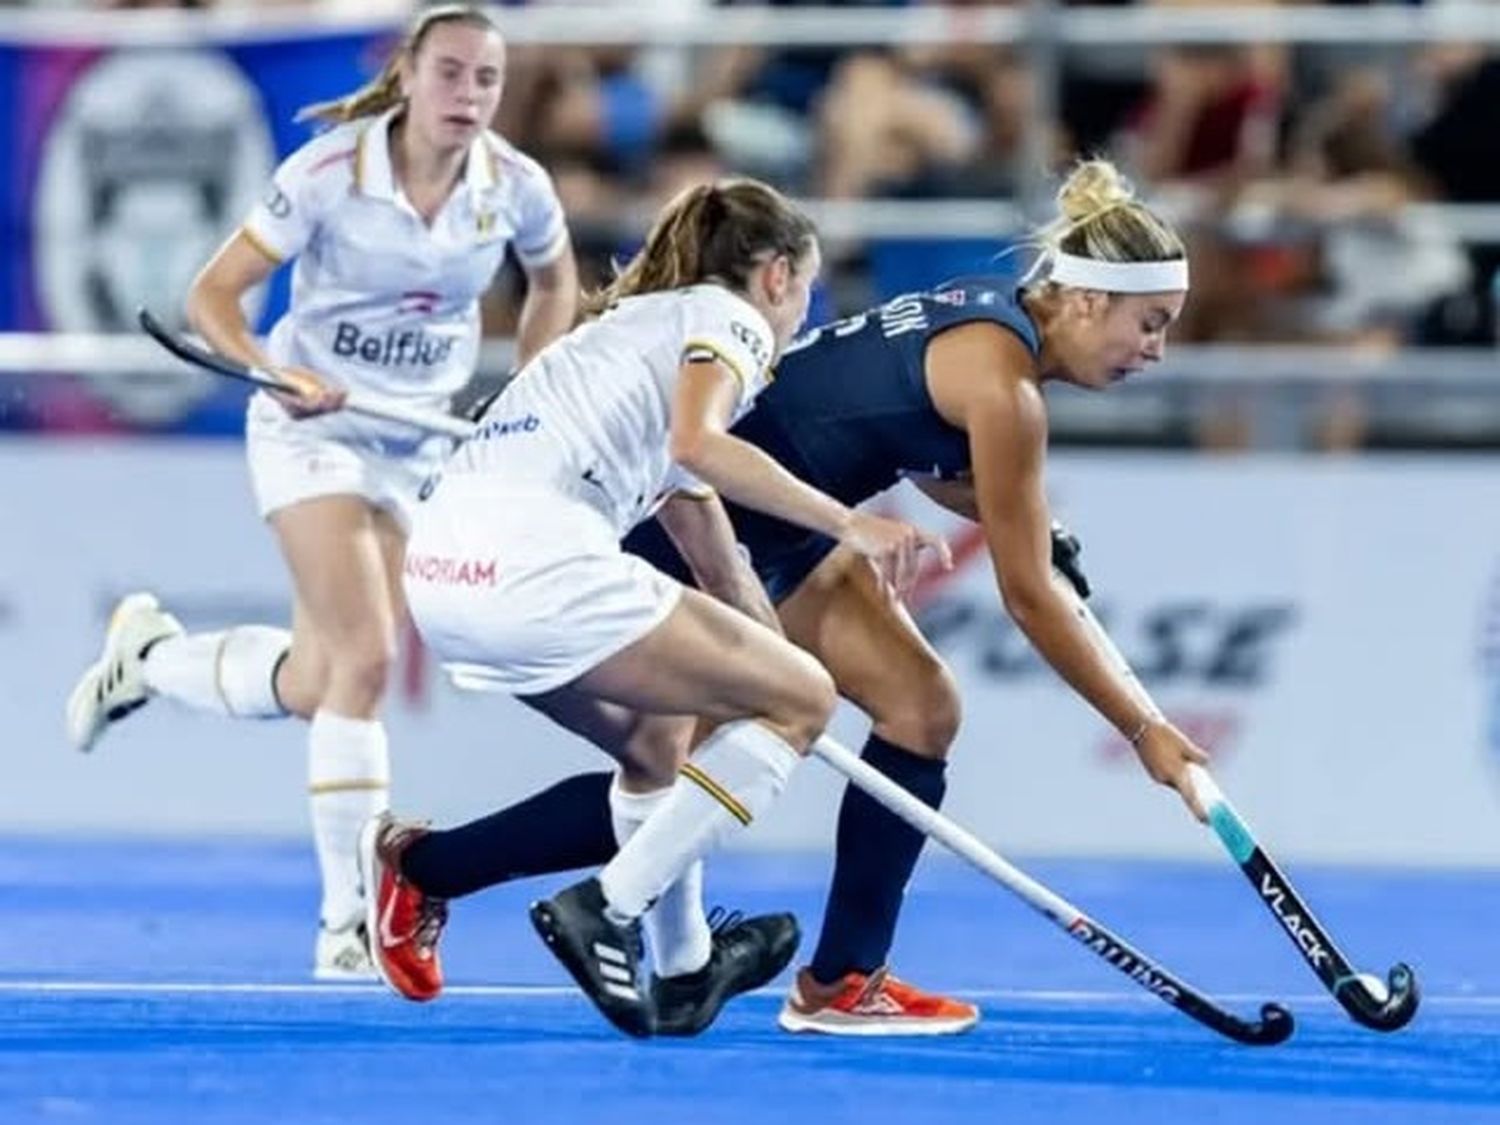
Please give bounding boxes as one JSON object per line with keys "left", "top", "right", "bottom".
{"left": 358, "top": 812, "right": 447, "bottom": 1002}
{"left": 777, "top": 965, "right": 979, "bottom": 1036}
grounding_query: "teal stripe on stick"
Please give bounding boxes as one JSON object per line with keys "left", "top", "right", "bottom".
{"left": 1208, "top": 804, "right": 1256, "bottom": 864}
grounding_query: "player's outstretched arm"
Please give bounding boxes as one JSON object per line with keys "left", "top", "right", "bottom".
{"left": 927, "top": 322, "right": 1205, "bottom": 819}
{"left": 669, "top": 358, "right": 948, "bottom": 599}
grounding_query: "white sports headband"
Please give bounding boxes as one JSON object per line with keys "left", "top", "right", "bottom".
{"left": 1048, "top": 251, "right": 1189, "bottom": 294}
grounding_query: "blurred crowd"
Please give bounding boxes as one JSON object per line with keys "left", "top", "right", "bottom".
{"left": 521, "top": 4, "right": 1499, "bottom": 374}
{"left": 29, "top": 0, "right": 1500, "bottom": 445}
{"left": 63, "top": 0, "right": 1500, "bottom": 344}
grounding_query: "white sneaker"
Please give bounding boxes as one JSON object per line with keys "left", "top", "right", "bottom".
{"left": 65, "top": 592, "right": 184, "bottom": 753}
{"left": 314, "top": 920, "right": 377, "bottom": 981}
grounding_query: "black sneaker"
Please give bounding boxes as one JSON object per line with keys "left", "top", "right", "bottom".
{"left": 652, "top": 908, "right": 801, "bottom": 1037}
{"left": 529, "top": 878, "right": 653, "bottom": 1038}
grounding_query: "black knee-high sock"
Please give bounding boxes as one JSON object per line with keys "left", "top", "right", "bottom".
{"left": 809, "top": 735, "right": 947, "bottom": 983}
{"left": 399, "top": 772, "right": 616, "bottom": 899}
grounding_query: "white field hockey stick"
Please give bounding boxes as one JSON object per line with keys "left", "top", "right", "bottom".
{"left": 1057, "top": 576, "right": 1419, "bottom": 1032}
{"left": 138, "top": 308, "right": 477, "bottom": 442}
{"left": 810, "top": 734, "right": 1293, "bottom": 1045}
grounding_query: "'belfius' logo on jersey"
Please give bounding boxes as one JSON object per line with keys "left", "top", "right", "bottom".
{"left": 333, "top": 322, "right": 456, "bottom": 367}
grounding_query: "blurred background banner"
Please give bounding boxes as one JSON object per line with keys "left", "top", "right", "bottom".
{"left": 0, "top": 23, "right": 395, "bottom": 431}
{"left": 7, "top": 440, "right": 1497, "bottom": 863}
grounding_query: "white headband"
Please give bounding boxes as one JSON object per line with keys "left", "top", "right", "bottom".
{"left": 1048, "top": 251, "right": 1189, "bottom": 294}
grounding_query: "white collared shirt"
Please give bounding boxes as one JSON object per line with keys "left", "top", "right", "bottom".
{"left": 241, "top": 107, "right": 568, "bottom": 413}
{"left": 447, "top": 284, "right": 776, "bottom": 535}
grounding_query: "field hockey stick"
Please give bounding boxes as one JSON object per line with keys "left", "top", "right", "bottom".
{"left": 811, "top": 735, "right": 1293, "bottom": 1045}
{"left": 138, "top": 308, "right": 477, "bottom": 442}
{"left": 1061, "top": 579, "right": 1419, "bottom": 1033}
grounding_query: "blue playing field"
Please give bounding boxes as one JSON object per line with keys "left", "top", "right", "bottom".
{"left": 2, "top": 839, "right": 1496, "bottom": 1124}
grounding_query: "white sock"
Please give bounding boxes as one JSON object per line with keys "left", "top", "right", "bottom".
{"left": 143, "top": 626, "right": 290, "bottom": 718}
{"left": 308, "top": 710, "right": 390, "bottom": 930}
{"left": 599, "top": 720, "right": 799, "bottom": 921}
{"left": 611, "top": 779, "right": 711, "bottom": 978}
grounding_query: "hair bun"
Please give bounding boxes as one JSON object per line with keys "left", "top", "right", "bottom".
{"left": 1057, "top": 160, "right": 1136, "bottom": 226}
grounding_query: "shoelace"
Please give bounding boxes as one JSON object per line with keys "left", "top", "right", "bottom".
{"left": 705, "top": 906, "right": 744, "bottom": 936}
{"left": 413, "top": 897, "right": 448, "bottom": 952}
{"left": 855, "top": 966, "right": 894, "bottom": 1006}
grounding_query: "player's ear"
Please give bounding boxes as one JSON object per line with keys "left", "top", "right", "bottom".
{"left": 1060, "top": 286, "right": 1104, "bottom": 324}
{"left": 763, "top": 254, "right": 792, "bottom": 305}
{"left": 1081, "top": 288, "right": 1111, "bottom": 321}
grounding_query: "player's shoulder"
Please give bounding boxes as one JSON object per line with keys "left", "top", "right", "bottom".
{"left": 679, "top": 284, "right": 774, "bottom": 374}
{"left": 682, "top": 284, "right": 771, "bottom": 337}
{"left": 930, "top": 274, "right": 1041, "bottom": 350}
{"left": 278, "top": 118, "right": 363, "bottom": 190}
{"left": 680, "top": 282, "right": 757, "bottom": 321}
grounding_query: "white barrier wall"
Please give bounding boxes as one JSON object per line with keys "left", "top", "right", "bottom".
{"left": 4, "top": 438, "right": 1498, "bottom": 864}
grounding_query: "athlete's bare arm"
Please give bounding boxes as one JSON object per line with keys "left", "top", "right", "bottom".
{"left": 514, "top": 247, "right": 579, "bottom": 367}
{"left": 925, "top": 321, "right": 1207, "bottom": 818}
{"left": 655, "top": 491, "right": 782, "bottom": 634}
{"left": 187, "top": 232, "right": 279, "bottom": 369}
{"left": 187, "top": 231, "right": 344, "bottom": 416}
{"left": 669, "top": 358, "right": 947, "bottom": 597}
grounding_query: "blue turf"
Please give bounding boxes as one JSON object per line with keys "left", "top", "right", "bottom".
{"left": 2, "top": 839, "right": 1497, "bottom": 1124}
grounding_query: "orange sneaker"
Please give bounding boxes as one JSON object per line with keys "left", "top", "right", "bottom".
{"left": 358, "top": 812, "right": 448, "bottom": 1002}
{"left": 777, "top": 965, "right": 979, "bottom": 1036}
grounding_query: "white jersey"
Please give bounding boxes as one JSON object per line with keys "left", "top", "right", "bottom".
{"left": 445, "top": 284, "right": 776, "bottom": 536}
{"left": 240, "top": 106, "right": 568, "bottom": 420}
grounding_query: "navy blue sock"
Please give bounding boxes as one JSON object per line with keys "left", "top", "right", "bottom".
{"left": 809, "top": 735, "right": 948, "bottom": 983}
{"left": 399, "top": 772, "right": 616, "bottom": 899}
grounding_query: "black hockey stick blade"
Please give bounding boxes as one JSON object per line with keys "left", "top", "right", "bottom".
{"left": 1237, "top": 843, "right": 1419, "bottom": 1032}
{"left": 812, "top": 738, "right": 1294, "bottom": 1046}
{"left": 1067, "top": 912, "right": 1294, "bottom": 1046}
{"left": 138, "top": 307, "right": 284, "bottom": 391}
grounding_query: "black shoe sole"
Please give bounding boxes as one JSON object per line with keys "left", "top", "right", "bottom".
{"left": 529, "top": 898, "right": 654, "bottom": 1039}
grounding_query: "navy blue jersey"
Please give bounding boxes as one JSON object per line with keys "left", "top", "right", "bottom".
{"left": 743, "top": 275, "right": 1040, "bottom": 505}
{"left": 624, "top": 277, "right": 1041, "bottom": 601}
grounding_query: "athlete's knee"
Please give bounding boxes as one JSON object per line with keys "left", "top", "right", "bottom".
{"left": 273, "top": 650, "right": 326, "bottom": 719}
{"left": 325, "top": 634, "right": 397, "bottom": 709}
{"left": 872, "top": 660, "right": 961, "bottom": 758}
{"left": 773, "top": 653, "right": 838, "bottom": 752}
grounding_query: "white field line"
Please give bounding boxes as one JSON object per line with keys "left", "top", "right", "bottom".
{"left": 0, "top": 981, "right": 1496, "bottom": 1006}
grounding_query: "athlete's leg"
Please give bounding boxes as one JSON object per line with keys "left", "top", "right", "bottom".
{"left": 65, "top": 593, "right": 293, "bottom": 753}
{"left": 395, "top": 696, "right": 703, "bottom": 968}
{"left": 271, "top": 497, "right": 399, "bottom": 957}
{"left": 775, "top": 544, "right": 977, "bottom": 1034}
{"left": 527, "top": 586, "right": 835, "bottom": 1035}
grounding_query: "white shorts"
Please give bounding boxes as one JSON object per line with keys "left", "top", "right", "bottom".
{"left": 245, "top": 392, "right": 451, "bottom": 533}
{"left": 404, "top": 478, "right": 683, "bottom": 696}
